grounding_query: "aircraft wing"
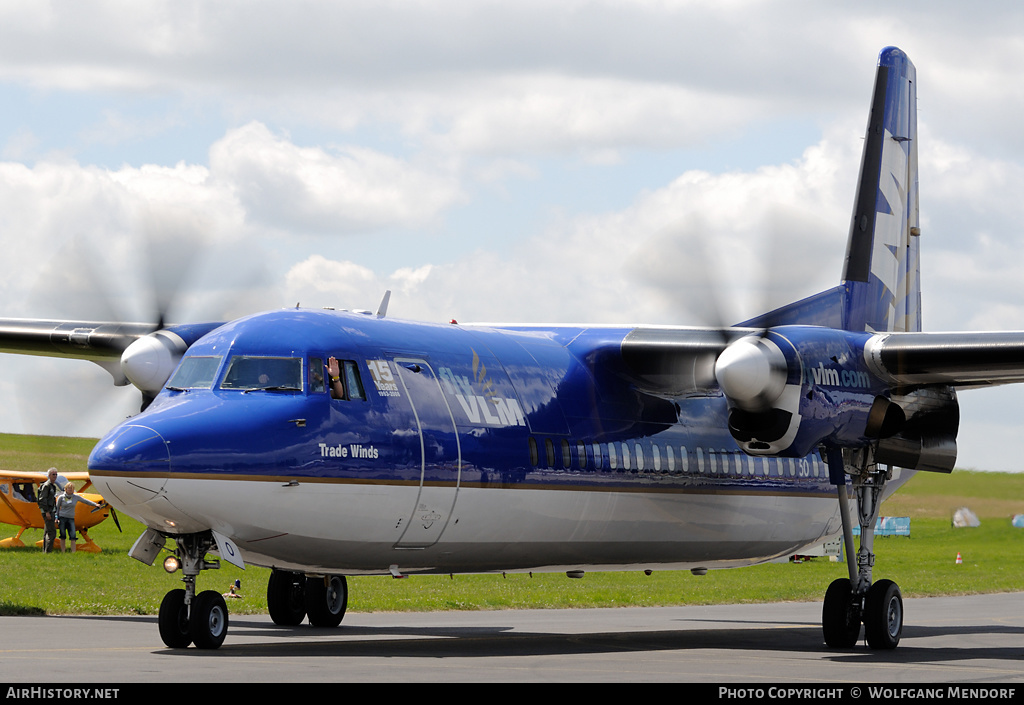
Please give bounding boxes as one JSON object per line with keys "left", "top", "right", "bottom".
{"left": 0, "top": 318, "right": 155, "bottom": 385}
{"left": 0, "top": 318, "right": 155, "bottom": 362}
{"left": 618, "top": 327, "right": 1024, "bottom": 397}
{"left": 865, "top": 331, "right": 1024, "bottom": 389}
{"left": 617, "top": 326, "right": 751, "bottom": 396}
{"left": 1, "top": 471, "right": 92, "bottom": 484}
{"left": 0, "top": 317, "right": 225, "bottom": 391}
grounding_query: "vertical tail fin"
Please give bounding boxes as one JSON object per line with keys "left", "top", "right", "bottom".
{"left": 842, "top": 47, "right": 920, "bottom": 333}
{"left": 737, "top": 48, "right": 920, "bottom": 334}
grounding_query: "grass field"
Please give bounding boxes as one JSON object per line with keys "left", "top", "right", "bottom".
{"left": 2, "top": 433, "right": 1023, "bottom": 616}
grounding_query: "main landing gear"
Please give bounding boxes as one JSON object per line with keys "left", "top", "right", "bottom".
{"left": 822, "top": 448, "right": 904, "bottom": 650}
{"left": 267, "top": 569, "right": 348, "bottom": 628}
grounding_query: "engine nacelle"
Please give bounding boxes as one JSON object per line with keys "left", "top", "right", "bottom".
{"left": 121, "top": 329, "right": 189, "bottom": 396}
{"left": 716, "top": 326, "right": 896, "bottom": 457}
{"left": 875, "top": 386, "right": 959, "bottom": 473}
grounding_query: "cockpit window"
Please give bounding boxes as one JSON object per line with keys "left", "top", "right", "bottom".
{"left": 309, "top": 357, "right": 326, "bottom": 393}
{"left": 167, "top": 356, "right": 223, "bottom": 389}
{"left": 220, "top": 356, "right": 303, "bottom": 391}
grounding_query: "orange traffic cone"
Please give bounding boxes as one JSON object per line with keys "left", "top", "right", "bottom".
{"left": 955, "top": 552, "right": 963, "bottom": 565}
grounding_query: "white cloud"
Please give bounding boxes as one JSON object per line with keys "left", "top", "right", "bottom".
{"left": 414, "top": 74, "right": 768, "bottom": 157}
{"left": 284, "top": 255, "right": 378, "bottom": 309}
{"left": 209, "top": 122, "right": 464, "bottom": 233}
{"left": 277, "top": 127, "right": 859, "bottom": 327}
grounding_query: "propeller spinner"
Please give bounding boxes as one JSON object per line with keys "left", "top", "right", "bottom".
{"left": 121, "top": 329, "right": 189, "bottom": 398}
{"left": 714, "top": 334, "right": 787, "bottom": 412}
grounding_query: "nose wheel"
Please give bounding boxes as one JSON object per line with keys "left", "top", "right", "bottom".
{"left": 158, "top": 589, "right": 192, "bottom": 648}
{"left": 189, "top": 590, "right": 229, "bottom": 649}
{"left": 156, "top": 532, "right": 230, "bottom": 649}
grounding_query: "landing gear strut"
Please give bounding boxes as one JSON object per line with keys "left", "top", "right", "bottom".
{"left": 157, "top": 532, "right": 229, "bottom": 649}
{"left": 823, "top": 448, "right": 903, "bottom": 649}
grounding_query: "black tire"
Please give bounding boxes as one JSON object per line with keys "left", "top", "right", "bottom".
{"left": 822, "top": 578, "right": 861, "bottom": 648}
{"left": 190, "top": 590, "right": 229, "bottom": 649}
{"left": 158, "top": 589, "right": 192, "bottom": 649}
{"left": 267, "top": 570, "right": 307, "bottom": 626}
{"left": 305, "top": 574, "right": 347, "bottom": 628}
{"left": 864, "top": 579, "right": 903, "bottom": 649}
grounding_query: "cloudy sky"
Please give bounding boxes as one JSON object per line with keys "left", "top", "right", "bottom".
{"left": 2, "top": 1, "right": 1024, "bottom": 471}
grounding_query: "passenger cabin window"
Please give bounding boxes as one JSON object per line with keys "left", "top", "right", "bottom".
{"left": 220, "top": 356, "right": 302, "bottom": 391}
{"left": 343, "top": 360, "right": 366, "bottom": 401}
{"left": 167, "top": 356, "right": 222, "bottom": 390}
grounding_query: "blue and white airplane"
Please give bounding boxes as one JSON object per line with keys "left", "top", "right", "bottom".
{"left": 1, "top": 47, "right": 1020, "bottom": 651}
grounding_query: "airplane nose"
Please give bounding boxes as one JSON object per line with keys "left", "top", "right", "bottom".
{"left": 89, "top": 424, "right": 171, "bottom": 508}
{"left": 91, "top": 424, "right": 170, "bottom": 467}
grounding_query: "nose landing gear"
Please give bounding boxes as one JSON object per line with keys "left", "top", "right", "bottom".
{"left": 155, "top": 532, "right": 229, "bottom": 649}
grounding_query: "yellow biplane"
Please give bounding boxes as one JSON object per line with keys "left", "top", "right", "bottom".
{"left": 0, "top": 471, "right": 120, "bottom": 552}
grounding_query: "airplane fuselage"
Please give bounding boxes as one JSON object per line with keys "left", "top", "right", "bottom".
{"left": 88, "top": 308, "right": 872, "bottom": 576}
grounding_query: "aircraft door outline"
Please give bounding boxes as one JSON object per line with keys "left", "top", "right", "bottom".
{"left": 391, "top": 356, "right": 461, "bottom": 548}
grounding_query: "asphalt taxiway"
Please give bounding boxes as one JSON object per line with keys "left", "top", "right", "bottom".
{"left": 1, "top": 593, "right": 1021, "bottom": 684}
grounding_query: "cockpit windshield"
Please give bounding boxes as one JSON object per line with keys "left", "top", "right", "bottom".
{"left": 219, "top": 356, "right": 303, "bottom": 391}
{"left": 166, "top": 356, "right": 223, "bottom": 389}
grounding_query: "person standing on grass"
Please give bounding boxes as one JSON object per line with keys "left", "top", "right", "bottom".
{"left": 55, "top": 483, "right": 100, "bottom": 553}
{"left": 37, "top": 468, "right": 60, "bottom": 553}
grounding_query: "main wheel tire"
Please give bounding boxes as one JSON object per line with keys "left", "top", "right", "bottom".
{"left": 305, "top": 574, "right": 347, "bottom": 628}
{"left": 158, "top": 589, "right": 192, "bottom": 649}
{"left": 864, "top": 579, "right": 903, "bottom": 649}
{"left": 822, "top": 578, "right": 861, "bottom": 648}
{"left": 267, "top": 570, "right": 307, "bottom": 626}
{"left": 190, "top": 590, "right": 229, "bottom": 649}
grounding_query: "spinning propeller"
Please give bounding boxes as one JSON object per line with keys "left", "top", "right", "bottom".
{"left": 627, "top": 213, "right": 916, "bottom": 463}
{"left": 23, "top": 212, "right": 273, "bottom": 420}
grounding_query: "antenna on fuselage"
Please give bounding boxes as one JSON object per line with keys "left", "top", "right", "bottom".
{"left": 376, "top": 290, "right": 391, "bottom": 318}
